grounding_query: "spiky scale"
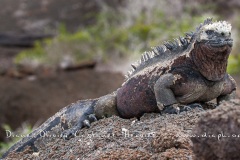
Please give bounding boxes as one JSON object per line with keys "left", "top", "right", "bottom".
{"left": 164, "top": 41, "right": 173, "bottom": 50}
{"left": 156, "top": 46, "right": 165, "bottom": 54}
{"left": 185, "top": 32, "right": 189, "bottom": 37}
{"left": 150, "top": 51, "right": 154, "bottom": 58}
{"left": 170, "top": 40, "right": 177, "bottom": 49}
{"left": 153, "top": 51, "right": 159, "bottom": 56}
{"left": 150, "top": 51, "right": 156, "bottom": 57}
{"left": 179, "top": 36, "right": 185, "bottom": 44}
{"left": 196, "top": 23, "right": 203, "bottom": 31}
{"left": 83, "top": 120, "right": 90, "bottom": 128}
{"left": 179, "top": 37, "right": 188, "bottom": 46}
{"left": 204, "top": 18, "right": 213, "bottom": 25}
{"left": 131, "top": 64, "right": 137, "bottom": 70}
{"left": 146, "top": 52, "right": 151, "bottom": 59}
{"left": 186, "top": 32, "right": 193, "bottom": 37}
{"left": 128, "top": 71, "right": 132, "bottom": 76}
{"left": 141, "top": 54, "right": 145, "bottom": 62}
{"left": 152, "top": 48, "right": 159, "bottom": 56}
{"left": 170, "top": 41, "right": 175, "bottom": 46}
{"left": 174, "top": 39, "right": 179, "bottom": 46}
{"left": 144, "top": 53, "right": 149, "bottom": 61}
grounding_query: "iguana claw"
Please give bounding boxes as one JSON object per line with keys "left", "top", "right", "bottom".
{"left": 61, "top": 126, "right": 79, "bottom": 140}
{"left": 180, "top": 103, "right": 204, "bottom": 112}
{"left": 83, "top": 120, "right": 91, "bottom": 128}
{"left": 88, "top": 114, "right": 98, "bottom": 122}
{"left": 162, "top": 104, "right": 180, "bottom": 114}
{"left": 61, "top": 114, "right": 98, "bottom": 140}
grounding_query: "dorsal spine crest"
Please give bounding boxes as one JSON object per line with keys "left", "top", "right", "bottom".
{"left": 124, "top": 18, "right": 220, "bottom": 80}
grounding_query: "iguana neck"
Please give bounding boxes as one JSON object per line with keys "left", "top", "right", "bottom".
{"left": 190, "top": 43, "right": 231, "bottom": 81}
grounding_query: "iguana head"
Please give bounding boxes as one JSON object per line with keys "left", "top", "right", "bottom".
{"left": 191, "top": 18, "right": 233, "bottom": 81}
{"left": 196, "top": 20, "right": 232, "bottom": 48}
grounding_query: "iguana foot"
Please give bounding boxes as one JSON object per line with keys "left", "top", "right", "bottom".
{"left": 162, "top": 104, "right": 180, "bottom": 114}
{"left": 61, "top": 126, "right": 79, "bottom": 140}
{"left": 82, "top": 114, "right": 98, "bottom": 127}
{"left": 61, "top": 114, "right": 98, "bottom": 140}
{"left": 180, "top": 103, "right": 204, "bottom": 112}
{"left": 88, "top": 114, "right": 98, "bottom": 121}
{"left": 162, "top": 103, "right": 204, "bottom": 115}
{"left": 201, "top": 102, "right": 217, "bottom": 110}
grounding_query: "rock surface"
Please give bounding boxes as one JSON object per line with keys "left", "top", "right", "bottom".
{"left": 6, "top": 108, "right": 203, "bottom": 159}
{"left": 192, "top": 99, "right": 240, "bottom": 160}
{"left": 5, "top": 99, "right": 240, "bottom": 159}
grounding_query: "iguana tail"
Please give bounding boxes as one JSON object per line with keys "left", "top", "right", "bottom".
{"left": 2, "top": 99, "right": 98, "bottom": 158}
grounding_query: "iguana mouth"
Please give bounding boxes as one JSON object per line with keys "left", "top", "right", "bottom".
{"left": 207, "top": 38, "right": 233, "bottom": 47}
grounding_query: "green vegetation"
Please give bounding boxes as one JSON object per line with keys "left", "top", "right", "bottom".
{"left": 228, "top": 55, "right": 240, "bottom": 74}
{"left": 14, "top": 2, "right": 240, "bottom": 73}
{"left": 0, "top": 124, "right": 33, "bottom": 157}
{"left": 14, "top": 41, "right": 47, "bottom": 67}
{"left": 14, "top": 5, "right": 204, "bottom": 68}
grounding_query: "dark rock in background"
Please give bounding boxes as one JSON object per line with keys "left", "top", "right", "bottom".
{"left": 0, "top": 0, "right": 124, "bottom": 33}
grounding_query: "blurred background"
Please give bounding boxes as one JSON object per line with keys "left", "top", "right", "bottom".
{"left": 0, "top": 0, "right": 240, "bottom": 155}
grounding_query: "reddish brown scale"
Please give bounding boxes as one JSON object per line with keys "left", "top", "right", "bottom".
{"left": 117, "top": 74, "right": 158, "bottom": 118}
{"left": 191, "top": 43, "right": 231, "bottom": 81}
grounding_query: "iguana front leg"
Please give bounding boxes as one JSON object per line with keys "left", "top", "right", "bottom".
{"left": 154, "top": 73, "right": 204, "bottom": 114}
{"left": 217, "top": 74, "right": 237, "bottom": 105}
{"left": 154, "top": 73, "right": 179, "bottom": 113}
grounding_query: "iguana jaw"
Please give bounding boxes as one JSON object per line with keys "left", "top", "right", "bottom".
{"left": 205, "top": 38, "right": 233, "bottom": 48}
{"left": 191, "top": 41, "right": 232, "bottom": 81}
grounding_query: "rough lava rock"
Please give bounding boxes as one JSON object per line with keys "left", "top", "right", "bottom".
{"left": 4, "top": 99, "right": 240, "bottom": 159}
{"left": 5, "top": 109, "right": 203, "bottom": 159}
{"left": 191, "top": 99, "right": 240, "bottom": 160}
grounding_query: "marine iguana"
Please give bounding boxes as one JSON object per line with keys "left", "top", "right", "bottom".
{"left": 2, "top": 18, "right": 237, "bottom": 158}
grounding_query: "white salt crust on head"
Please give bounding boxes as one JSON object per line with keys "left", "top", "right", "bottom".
{"left": 204, "top": 21, "right": 232, "bottom": 34}
{"left": 199, "top": 21, "right": 232, "bottom": 41}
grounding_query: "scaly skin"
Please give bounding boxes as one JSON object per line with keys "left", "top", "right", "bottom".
{"left": 117, "top": 40, "right": 236, "bottom": 118}
{"left": 2, "top": 18, "right": 237, "bottom": 158}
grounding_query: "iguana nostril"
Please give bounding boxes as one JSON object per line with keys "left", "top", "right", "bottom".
{"left": 221, "top": 32, "right": 225, "bottom": 36}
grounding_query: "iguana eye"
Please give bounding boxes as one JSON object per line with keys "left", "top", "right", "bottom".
{"left": 205, "top": 30, "right": 214, "bottom": 35}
